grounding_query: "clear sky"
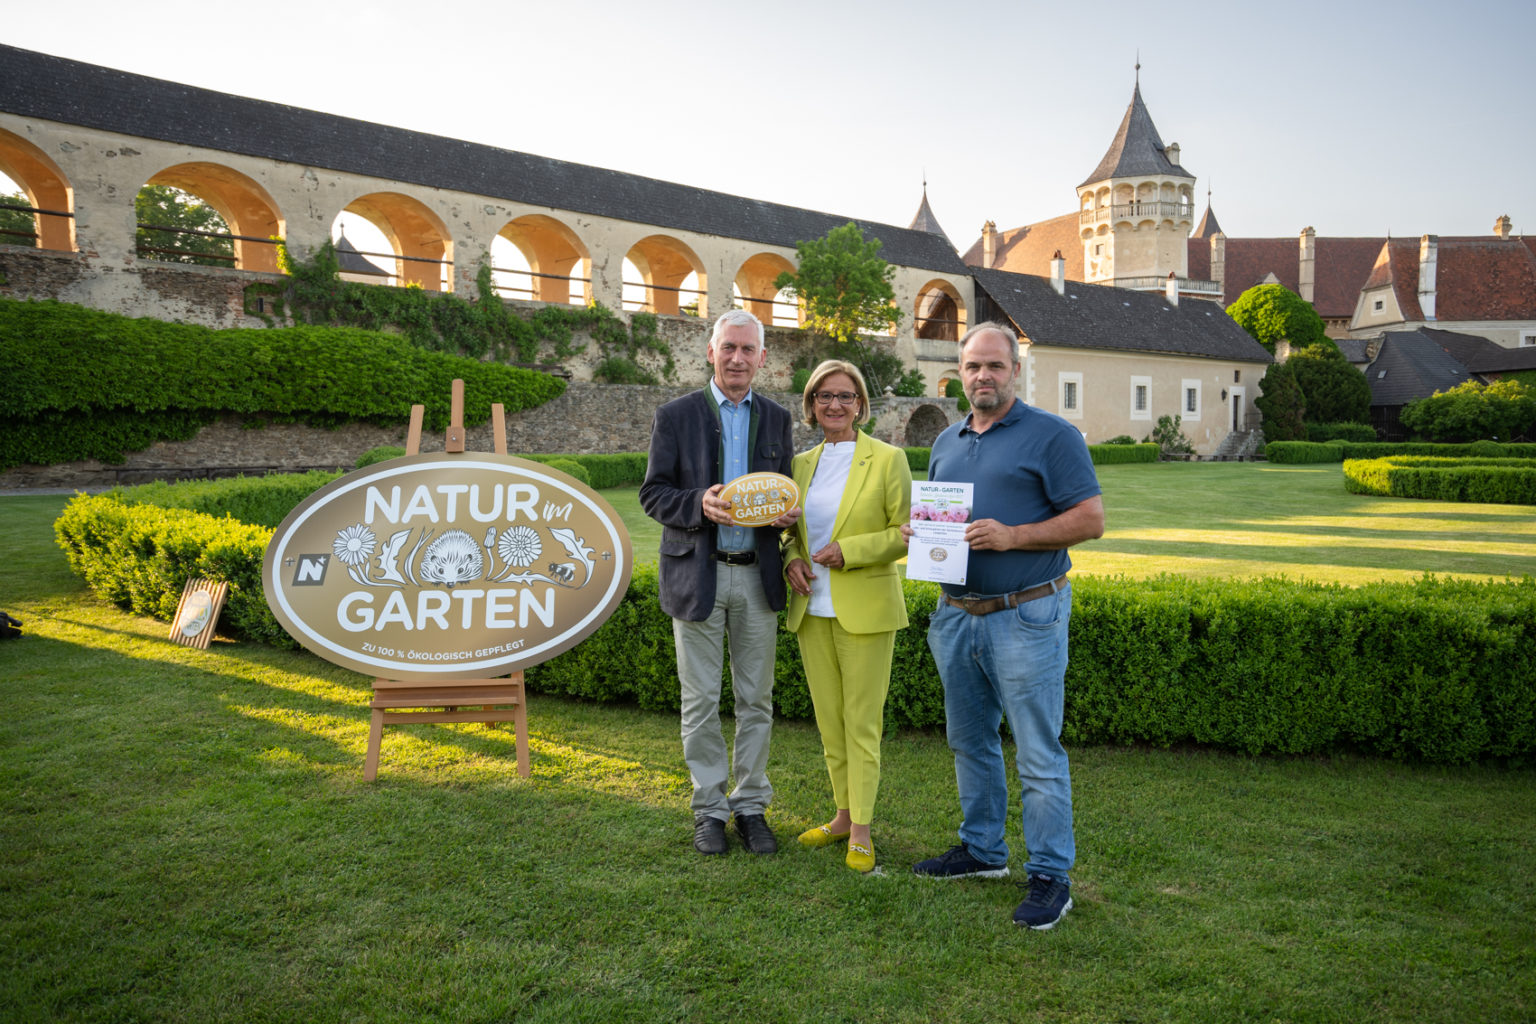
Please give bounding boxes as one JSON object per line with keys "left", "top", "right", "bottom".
{"left": 7, "top": 0, "right": 1534, "bottom": 253}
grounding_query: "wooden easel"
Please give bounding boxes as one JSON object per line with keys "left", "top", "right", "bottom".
{"left": 363, "top": 379, "right": 531, "bottom": 780}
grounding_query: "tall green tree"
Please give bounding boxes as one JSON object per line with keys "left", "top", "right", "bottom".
{"left": 1288, "top": 344, "right": 1371, "bottom": 424}
{"left": 1227, "top": 283, "right": 1328, "bottom": 353}
{"left": 135, "top": 185, "right": 234, "bottom": 267}
{"left": 0, "top": 192, "right": 38, "bottom": 247}
{"left": 774, "top": 221, "right": 902, "bottom": 343}
{"left": 1400, "top": 379, "right": 1536, "bottom": 442}
{"left": 1254, "top": 360, "right": 1306, "bottom": 442}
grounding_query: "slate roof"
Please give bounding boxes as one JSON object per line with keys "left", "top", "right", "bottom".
{"left": 1079, "top": 84, "right": 1192, "bottom": 187}
{"left": 961, "top": 211, "right": 1081, "bottom": 276}
{"left": 1334, "top": 336, "right": 1373, "bottom": 365}
{"left": 1193, "top": 203, "right": 1223, "bottom": 240}
{"left": 972, "top": 267, "right": 1272, "bottom": 364}
{"left": 334, "top": 230, "right": 390, "bottom": 277}
{"left": 1365, "top": 237, "right": 1536, "bottom": 322}
{"left": 907, "top": 187, "right": 954, "bottom": 249}
{"left": 1416, "top": 327, "right": 1536, "bottom": 374}
{"left": 1363, "top": 330, "right": 1474, "bottom": 406}
{"left": 0, "top": 44, "right": 967, "bottom": 275}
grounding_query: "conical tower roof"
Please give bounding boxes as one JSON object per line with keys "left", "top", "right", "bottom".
{"left": 1193, "top": 203, "right": 1223, "bottom": 239}
{"left": 335, "top": 228, "right": 392, "bottom": 277}
{"left": 1079, "top": 84, "right": 1192, "bottom": 187}
{"left": 908, "top": 185, "right": 953, "bottom": 247}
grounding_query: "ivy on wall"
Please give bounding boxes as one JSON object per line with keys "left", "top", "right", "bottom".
{"left": 244, "top": 243, "right": 675, "bottom": 382}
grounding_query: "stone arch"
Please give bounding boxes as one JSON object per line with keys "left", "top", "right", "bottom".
{"left": 0, "top": 126, "right": 74, "bottom": 251}
{"left": 494, "top": 214, "right": 589, "bottom": 305}
{"left": 903, "top": 403, "right": 952, "bottom": 446}
{"left": 624, "top": 235, "right": 706, "bottom": 316}
{"left": 733, "top": 252, "right": 796, "bottom": 326}
{"left": 340, "top": 192, "right": 453, "bottom": 291}
{"left": 145, "top": 162, "right": 284, "bottom": 271}
{"left": 915, "top": 279, "right": 966, "bottom": 341}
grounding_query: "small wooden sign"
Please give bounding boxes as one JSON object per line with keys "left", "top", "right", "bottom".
{"left": 169, "top": 577, "right": 229, "bottom": 650}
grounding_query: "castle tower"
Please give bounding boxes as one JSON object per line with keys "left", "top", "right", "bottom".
{"left": 1075, "top": 79, "right": 1196, "bottom": 289}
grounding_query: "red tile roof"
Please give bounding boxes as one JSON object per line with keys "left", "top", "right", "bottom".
{"left": 961, "top": 211, "right": 1082, "bottom": 277}
{"left": 1370, "top": 237, "right": 1536, "bottom": 323}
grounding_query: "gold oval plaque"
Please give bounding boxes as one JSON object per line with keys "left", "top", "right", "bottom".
{"left": 718, "top": 472, "right": 799, "bottom": 527}
{"left": 262, "top": 454, "right": 633, "bottom": 679}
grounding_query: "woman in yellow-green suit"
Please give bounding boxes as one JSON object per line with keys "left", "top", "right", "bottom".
{"left": 783, "top": 359, "right": 912, "bottom": 874}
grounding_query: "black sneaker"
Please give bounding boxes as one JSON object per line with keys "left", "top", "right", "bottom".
{"left": 1013, "top": 873, "right": 1072, "bottom": 930}
{"left": 912, "top": 843, "right": 1010, "bottom": 879}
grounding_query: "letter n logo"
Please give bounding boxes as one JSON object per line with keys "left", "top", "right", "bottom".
{"left": 292, "top": 554, "right": 330, "bottom": 586}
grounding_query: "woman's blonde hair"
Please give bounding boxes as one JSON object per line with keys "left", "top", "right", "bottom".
{"left": 800, "top": 359, "right": 871, "bottom": 428}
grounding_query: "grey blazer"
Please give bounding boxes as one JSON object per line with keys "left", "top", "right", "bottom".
{"left": 639, "top": 388, "right": 794, "bottom": 621}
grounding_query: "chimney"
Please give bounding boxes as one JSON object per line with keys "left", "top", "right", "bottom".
{"left": 1050, "top": 250, "right": 1065, "bottom": 295}
{"left": 1165, "top": 142, "right": 1181, "bottom": 167}
{"left": 1298, "top": 226, "right": 1316, "bottom": 303}
{"left": 1165, "top": 272, "right": 1179, "bottom": 306}
{"left": 1418, "top": 234, "right": 1438, "bottom": 321}
{"left": 981, "top": 220, "right": 997, "bottom": 268}
{"left": 1276, "top": 338, "right": 1292, "bottom": 362}
{"left": 1495, "top": 214, "right": 1513, "bottom": 240}
{"left": 1211, "top": 231, "right": 1226, "bottom": 302}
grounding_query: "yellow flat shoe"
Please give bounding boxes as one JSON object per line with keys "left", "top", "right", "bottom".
{"left": 846, "top": 841, "right": 876, "bottom": 874}
{"left": 797, "top": 824, "right": 851, "bottom": 848}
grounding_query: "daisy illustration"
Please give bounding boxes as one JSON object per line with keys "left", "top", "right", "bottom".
{"left": 498, "top": 525, "right": 542, "bottom": 568}
{"left": 333, "top": 524, "right": 377, "bottom": 567}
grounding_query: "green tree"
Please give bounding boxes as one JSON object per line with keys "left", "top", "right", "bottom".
{"left": 0, "top": 192, "right": 37, "bottom": 247}
{"left": 135, "top": 185, "right": 234, "bottom": 267}
{"left": 1254, "top": 361, "right": 1307, "bottom": 442}
{"left": 774, "top": 221, "right": 902, "bottom": 343}
{"left": 1400, "top": 379, "right": 1536, "bottom": 442}
{"left": 1227, "top": 283, "right": 1328, "bottom": 353}
{"left": 1288, "top": 345, "right": 1371, "bottom": 424}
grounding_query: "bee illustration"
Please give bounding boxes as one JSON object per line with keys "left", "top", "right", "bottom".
{"left": 548, "top": 562, "right": 576, "bottom": 583}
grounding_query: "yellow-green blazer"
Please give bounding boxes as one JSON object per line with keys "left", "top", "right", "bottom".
{"left": 784, "top": 431, "right": 912, "bottom": 634}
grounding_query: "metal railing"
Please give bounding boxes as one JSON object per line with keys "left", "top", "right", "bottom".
{"left": 0, "top": 200, "right": 74, "bottom": 246}
{"left": 623, "top": 280, "right": 706, "bottom": 314}
{"left": 491, "top": 266, "right": 591, "bottom": 305}
{"left": 135, "top": 223, "right": 284, "bottom": 265}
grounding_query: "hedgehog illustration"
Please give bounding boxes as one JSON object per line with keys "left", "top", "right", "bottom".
{"left": 418, "top": 529, "right": 485, "bottom": 588}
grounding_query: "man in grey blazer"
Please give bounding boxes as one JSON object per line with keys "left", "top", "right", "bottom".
{"left": 640, "top": 309, "right": 799, "bottom": 856}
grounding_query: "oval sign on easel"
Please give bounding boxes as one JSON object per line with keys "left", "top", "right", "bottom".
{"left": 262, "top": 454, "right": 633, "bottom": 679}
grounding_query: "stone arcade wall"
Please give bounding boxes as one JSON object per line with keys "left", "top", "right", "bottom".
{"left": 1, "top": 385, "right": 963, "bottom": 490}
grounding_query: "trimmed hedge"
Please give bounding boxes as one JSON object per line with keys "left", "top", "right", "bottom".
{"left": 111, "top": 471, "right": 345, "bottom": 529}
{"left": 55, "top": 488, "right": 1536, "bottom": 764}
{"left": 1088, "top": 442, "right": 1161, "bottom": 465}
{"left": 1267, "top": 440, "right": 1536, "bottom": 464}
{"left": 1306, "top": 421, "right": 1377, "bottom": 443}
{"left": 1344, "top": 457, "right": 1536, "bottom": 504}
{"left": 1, "top": 297, "right": 566, "bottom": 469}
{"left": 517, "top": 452, "right": 648, "bottom": 489}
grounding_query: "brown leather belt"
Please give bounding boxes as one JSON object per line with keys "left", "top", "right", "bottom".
{"left": 944, "top": 575, "right": 1069, "bottom": 615}
{"left": 712, "top": 550, "right": 757, "bottom": 566}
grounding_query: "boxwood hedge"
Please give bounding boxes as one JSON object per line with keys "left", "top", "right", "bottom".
{"left": 1344, "top": 456, "right": 1536, "bottom": 504}
{"left": 1267, "top": 439, "right": 1536, "bottom": 464}
{"left": 54, "top": 478, "right": 1536, "bottom": 765}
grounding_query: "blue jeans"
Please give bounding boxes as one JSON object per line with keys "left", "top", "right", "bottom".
{"left": 927, "top": 580, "right": 1075, "bottom": 881}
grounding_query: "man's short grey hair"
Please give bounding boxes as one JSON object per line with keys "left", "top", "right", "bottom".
{"left": 709, "top": 309, "right": 765, "bottom": 348}
{"left": 958, "top": 321, "right": 1020, "bottom": 365}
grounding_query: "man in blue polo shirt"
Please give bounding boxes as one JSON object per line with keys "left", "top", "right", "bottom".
{"left": 907, "top": 321, "right": 1104, "bottom": 930}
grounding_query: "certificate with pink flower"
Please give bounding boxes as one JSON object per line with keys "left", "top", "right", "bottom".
{"left": 907, "top": 482, "right": 972, "bottom": 585}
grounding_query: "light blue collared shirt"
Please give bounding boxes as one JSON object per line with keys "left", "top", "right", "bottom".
{"left": 710, "top": 378, "right": 754, "bottom": 553}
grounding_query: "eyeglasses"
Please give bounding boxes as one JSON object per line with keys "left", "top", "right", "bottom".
{"left": 813, "top": 391, "right": 859, "bottom": 406}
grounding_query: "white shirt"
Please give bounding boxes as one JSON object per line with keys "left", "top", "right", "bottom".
{"left": 803, "top": 441, "right": 857, "bottom": 618}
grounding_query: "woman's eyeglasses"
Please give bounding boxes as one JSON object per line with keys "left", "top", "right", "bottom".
{"left": 813, "top": 391, "right": 858, "bottom": 406}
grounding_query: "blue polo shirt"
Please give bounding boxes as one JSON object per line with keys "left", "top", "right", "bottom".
{"left": 927, "top": 398, "right": 1101, "bottom": 597}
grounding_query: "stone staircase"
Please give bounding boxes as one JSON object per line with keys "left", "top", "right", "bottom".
{"left": 1208, "top": 429, "right": 1265, "bottom": 461}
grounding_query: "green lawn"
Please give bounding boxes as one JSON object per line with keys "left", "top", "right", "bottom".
{"left": 609, "top": 461, "right": 1534, "bottom": 584}
{"left": 2, "top": 467, "right": 1534, "bottom": 1023}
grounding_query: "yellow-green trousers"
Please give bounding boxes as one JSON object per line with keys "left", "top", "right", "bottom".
{"left": 795, "top": 615, "right": 896, "bottom": 825}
